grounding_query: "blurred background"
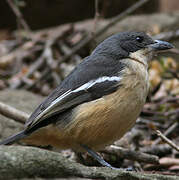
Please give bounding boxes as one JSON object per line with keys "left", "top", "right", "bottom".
{"left": 0, "top": 0, "right": 179, "bottom": 30}
{"left": 0, "top": 0, "right": 178, "bottom": 178}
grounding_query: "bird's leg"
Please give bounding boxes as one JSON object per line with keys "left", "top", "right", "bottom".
{"left": 81, "top": 144, "right": 134, "bottom": 171}
{"left": 81, "top": 144, "right": 120, "bottom": 170}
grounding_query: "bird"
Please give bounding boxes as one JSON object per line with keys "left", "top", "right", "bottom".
{"left": 0, "top": 31, "right": 174, "bottom": 169}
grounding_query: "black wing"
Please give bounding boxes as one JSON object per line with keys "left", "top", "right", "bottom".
{"left": 25, "top": 55, "right": 125, "bottom": 132}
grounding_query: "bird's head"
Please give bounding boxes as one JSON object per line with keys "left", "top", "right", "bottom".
{"left": 92, "top": 31, "right": 174, "bottom": 67}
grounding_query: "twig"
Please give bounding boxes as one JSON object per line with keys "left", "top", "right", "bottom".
{"left": 169, "top": 48, "right": 179, "bottom": 55}
{"left": 24, "top": 68, "right": 50, "bottom": 90}
{"left": 153, "top": 122, "right": 178, "bottom": 145}
{"left": 152, "top": 30, "right": 179, "bottom": 41}
{"left": 137, "top": 118, "right": 166, "bottom": 129}
{"left": 103, "top": 145, "right": 159, "bottom": 164}
{"left": 6, "top": 0, "right": 30, "bottom": 32}
{"left": 142, "top": 109, "right": 165, "bottom": 116}
{"left": 14, "top": 41, "right": 56, "bottom": 89}
{"left": 44, "top": 40, "right": 61, "bottom": 85}
{"left": 0, "top": 41, "right": 37, "bottom": 76}
{"left": 59, "top": 41, "right": 82, "bottom": 63}
{"left": 0, "top": 101, "right": 29, "bottom": 124}
{"left": 92, "top": 0, "right": 100, "bottom": 36}
{"left": 142, "top": 108, "right": 179, "bottom": 118}
{"left": 164, "top": 109, "right": 179, "bottom": 117}
{"left": 152, "top": 96, "right": 179, "bottom": 104}
{"left": 11, "top": 47, "right": 45, "bottom": 89}
{"left": 154, "top": 129, "right": 179, "bottom": 152}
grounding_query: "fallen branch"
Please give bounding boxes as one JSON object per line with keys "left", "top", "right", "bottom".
{"left": 141, "top": 144, "right": 172, "bottom": 156}
{"left": 0, "top": 146, "right": 177, "bottom": 179}
{"left": 103, "top": 145, "right": 159, "bottom": 164}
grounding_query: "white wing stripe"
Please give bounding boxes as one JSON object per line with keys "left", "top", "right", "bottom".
{"left": 51, "top": 89, "right": 71, "bottom": 106}
{"left": 73, "top": 76, "right": 122, "bottom": 92}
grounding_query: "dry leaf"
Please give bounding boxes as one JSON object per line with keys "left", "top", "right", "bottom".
{"left": 164, "top": 79, "right": 179, "bottom": 95}
{"left": 163, "top": 57, "right": 178, "bottom": 70}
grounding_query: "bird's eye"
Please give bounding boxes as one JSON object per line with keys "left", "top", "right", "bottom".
{"left": 136, "top": 36, "right": 143, "bottom": 43}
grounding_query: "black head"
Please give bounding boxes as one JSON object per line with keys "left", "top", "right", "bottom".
{"left": 117, "top": 32, "right": 154, "bottom": 53}
{"left": 91, "top": 32, "right": 173, "bottom": 60}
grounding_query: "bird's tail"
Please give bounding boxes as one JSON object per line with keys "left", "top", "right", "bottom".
{"left": 0, "top": 130, "right": 27, "bottom": 145}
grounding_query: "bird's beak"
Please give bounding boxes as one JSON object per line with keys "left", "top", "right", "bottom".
{"left": 148, "top": 40, "right": 174, "bottom": 51}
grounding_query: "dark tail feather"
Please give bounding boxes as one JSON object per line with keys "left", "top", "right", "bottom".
{"left": 0, "top": 130, "right": 27, "bottom": 145}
